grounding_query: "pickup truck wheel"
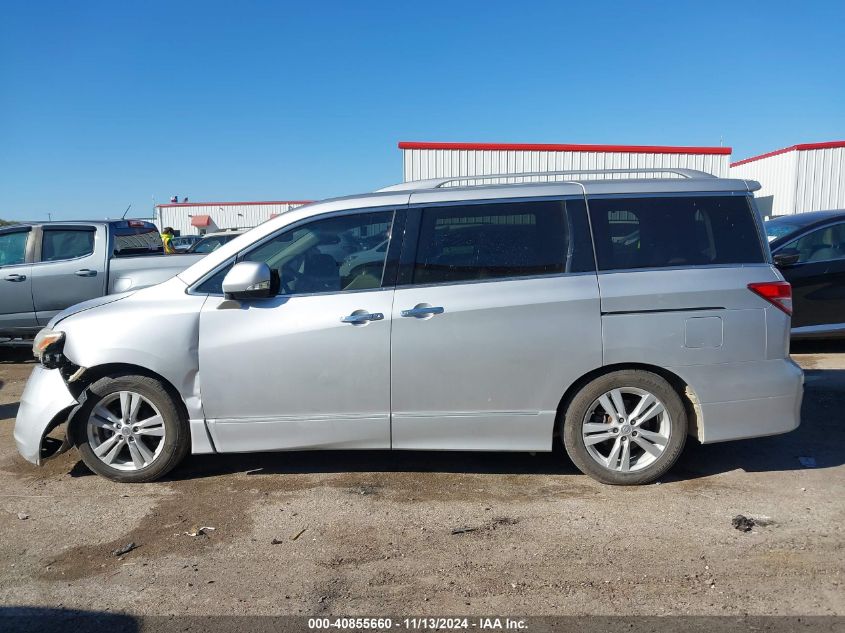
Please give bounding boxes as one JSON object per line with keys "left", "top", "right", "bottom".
{"left": 562, "top": 370, "right": 687, "bottom": 485}
{"left": 71, "top": 374, "right": 189, "bottom": 483}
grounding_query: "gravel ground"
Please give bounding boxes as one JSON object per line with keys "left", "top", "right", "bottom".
{"left": 0, "top": 343, "right": 842, "bottom": 617}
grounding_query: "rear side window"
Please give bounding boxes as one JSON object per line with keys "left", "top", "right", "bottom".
{"left": 41, "top": 228, "right": 95, "bottom": 262}
{"left": 588, "top": 196, "right": 765, "bottom": 271}
{"left": 113, "top": 226, "right": 164, "bottom": 256}
{"left": 411, "top": 199, "right": 592, "bottom": 285}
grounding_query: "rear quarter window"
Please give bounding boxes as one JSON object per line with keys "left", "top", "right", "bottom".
{"left": 42, "top": 228, "right": 95, "bottom": 261}
{"left": 588, "top": 196, "right": 765, "bottom": 271}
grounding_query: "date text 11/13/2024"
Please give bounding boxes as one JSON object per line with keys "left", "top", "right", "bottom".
{"left": 307, "top": 617, "right": 528, "bottom": 630}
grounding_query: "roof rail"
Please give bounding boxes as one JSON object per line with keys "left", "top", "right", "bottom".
{"left": 376, "top": 167, "right": 717, "bottom": 192}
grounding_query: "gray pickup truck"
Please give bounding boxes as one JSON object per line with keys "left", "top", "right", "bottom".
{"left": 0, "top": 219, "right": 202, "bottom": 338}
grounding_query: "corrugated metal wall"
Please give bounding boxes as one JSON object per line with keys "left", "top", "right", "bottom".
{"left": 796, "top": 146, "right": 845, "bottom": 213}
{"left": 730, "top": 144, "right": 845, "bottom": 216}
{"left": 155, "top": 201, "right": 311, "bottom": 236}
{"left": 730, "top": 151, "right": 798, "bottom": 216}
{"left": 402, "top": 147, "right": 730, "bottom": 182}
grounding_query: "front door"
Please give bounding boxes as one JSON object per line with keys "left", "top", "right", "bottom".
{"left": 390, "top": 197, "right": 601, "bottom": 451}
{"left": 30, "top": 225, "right": 106, "bottom": 324}
{"left": 198, "top": 209, "right": 399, "bottom": 452}
{"left": 776, "top": 221, "right": 845, "bottom": 329}
{"left": 0, "top": 227, "right": 36, "bottom": 332}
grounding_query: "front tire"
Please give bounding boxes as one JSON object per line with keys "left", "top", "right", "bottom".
{"left": 562, "top": 370, "right": 687, "bottom": 485}
{"left": 71, "top": 374, "right": 189, "bottom": 483}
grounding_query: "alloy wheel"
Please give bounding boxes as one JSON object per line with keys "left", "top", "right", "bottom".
{"left": 581, "top": 387, "right": 671, "bottom": 473}
{"left": 86, "top": 391, "right": 167, "bottom": 471}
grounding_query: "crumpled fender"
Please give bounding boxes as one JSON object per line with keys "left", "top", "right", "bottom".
{"left": 13, "top": 366, "right": 79, "bottom": 465}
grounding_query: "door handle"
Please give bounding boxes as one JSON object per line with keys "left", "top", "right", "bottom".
{"left": 75, "top": 269, "right": 97, "bottom": 277}
{"left": 3, "top": 274, "right": 26, "bottom": 282}
{"left": 341, "top": 311, "right": 384, "bottom": 324}
{"left": 401, "top": 305, "right": 444, "bottom": 318}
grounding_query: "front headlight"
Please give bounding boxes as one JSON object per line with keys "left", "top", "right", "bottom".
{"left": 32, "top": 329, "right": 65, "bottom": 366}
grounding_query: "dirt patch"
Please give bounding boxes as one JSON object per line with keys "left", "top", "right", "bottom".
{"left": 37, "top": 482, "right": 248, "bottom": 581}
{"left": 0, "top": 441, "right": 81, "bottom": 482}
{"left": 32, "top": 466, "right": 564, "bottom": 583}
{"left": 332, "top": 472, "right": 599, "bottom": 503}
{"left": 450, "top": 515, "right": 520, "bottom": 535}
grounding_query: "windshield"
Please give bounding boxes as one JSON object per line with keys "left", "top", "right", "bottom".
{"left": 188, "top": 234, "right": 237, "bottom": 253}
{"left": 764, "top": 220, "right": 804, "bottom": 243}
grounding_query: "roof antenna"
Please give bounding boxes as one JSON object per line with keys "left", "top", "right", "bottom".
{"left": 121, "top": 203, "right": 132, "bottom": 219}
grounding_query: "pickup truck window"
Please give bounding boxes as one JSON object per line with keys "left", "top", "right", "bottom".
{"left": 0, "top": 230, "right": 29, "bottom": 266}
{"left": 42, "top": 228, "right": 96, "bottom": 262}
{"left": 113, "top": 227, "right": 164, "bottom": 256}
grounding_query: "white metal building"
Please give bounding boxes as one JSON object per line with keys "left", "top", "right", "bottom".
{"left": 399, "top": 141, "right": 732, "bottom": 182}
{"left": 155, "top": 200, "right": 312, "bottom": 236}
{"left": 730, "top": 141, "right": 845, "bottom": 216}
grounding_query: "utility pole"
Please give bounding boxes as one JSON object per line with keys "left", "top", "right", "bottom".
{"left": 47, "top": 212, "right": 52, "bottom": 221}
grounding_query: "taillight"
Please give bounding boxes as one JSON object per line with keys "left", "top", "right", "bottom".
{"left": 748, "top": 281, "right": 792, "bottom": 315}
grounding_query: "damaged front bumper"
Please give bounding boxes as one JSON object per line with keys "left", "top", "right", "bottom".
{"left": 14, "top": 365, "right": 79, "bottom": 465}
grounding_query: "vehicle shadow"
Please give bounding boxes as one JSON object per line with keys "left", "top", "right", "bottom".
{"left": 0, "top": 347, "right": 35, "bottom": 364}
{"left": 0, "top": 606, "right": 138, "bottom": 633}
{"left": 0, "top": 402, "right": 20, "bottom": 420}
{"left": 164, "top": 368, "right": 844, "bottom": 482}
{"left": 170, "top": 445, "right": 576, "bottom": 480}
{"left": 791, "top": 339, "right": 845, "bottom": 354}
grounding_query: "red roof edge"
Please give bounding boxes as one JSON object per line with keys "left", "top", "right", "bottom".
{"left": 156, "top": 200, "right": 313, "bottom": 209}
{"left": 731, "top": 141, "right": 845, "bottom": 167}
{"left": 398, "top": 141, "right": 732, "bottom": 155}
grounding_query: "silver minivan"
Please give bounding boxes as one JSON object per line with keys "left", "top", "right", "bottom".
{"left": 14, "top": 169, "right": 804, "bottom": 485}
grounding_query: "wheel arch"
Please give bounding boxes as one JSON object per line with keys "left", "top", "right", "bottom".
{"left": 68, "top": 363, "right": 191, "bottom": 433}
{"left": 555, "top": 363, "right": 702, "bottom": 442}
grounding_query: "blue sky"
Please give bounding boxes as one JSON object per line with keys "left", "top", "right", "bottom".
{"left": 1, "top": 0, "right": 843, "bottom": 221}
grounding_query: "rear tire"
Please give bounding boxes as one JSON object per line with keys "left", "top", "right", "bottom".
{"left": 562, "top": 370, "right": 687, "bottom": 485}
{"left": 71, "top": 374, "right": 189, "bottom": 483}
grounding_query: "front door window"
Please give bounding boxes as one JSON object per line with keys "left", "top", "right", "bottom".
{"left": 0, "top": 230, "right": 29, "bottom": 266}
{"left": 783, "top": 223, "right": 845, "bottom": 263}
{"left": 241, "top": 211, "right": 394, "bottom": 295}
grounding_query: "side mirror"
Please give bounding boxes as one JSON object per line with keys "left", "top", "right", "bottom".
{"left": 222, "top": 262, "right": 274, "bottom": 300}
{"left": 773, "top": 250, "right": 800, "bottom": 267}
